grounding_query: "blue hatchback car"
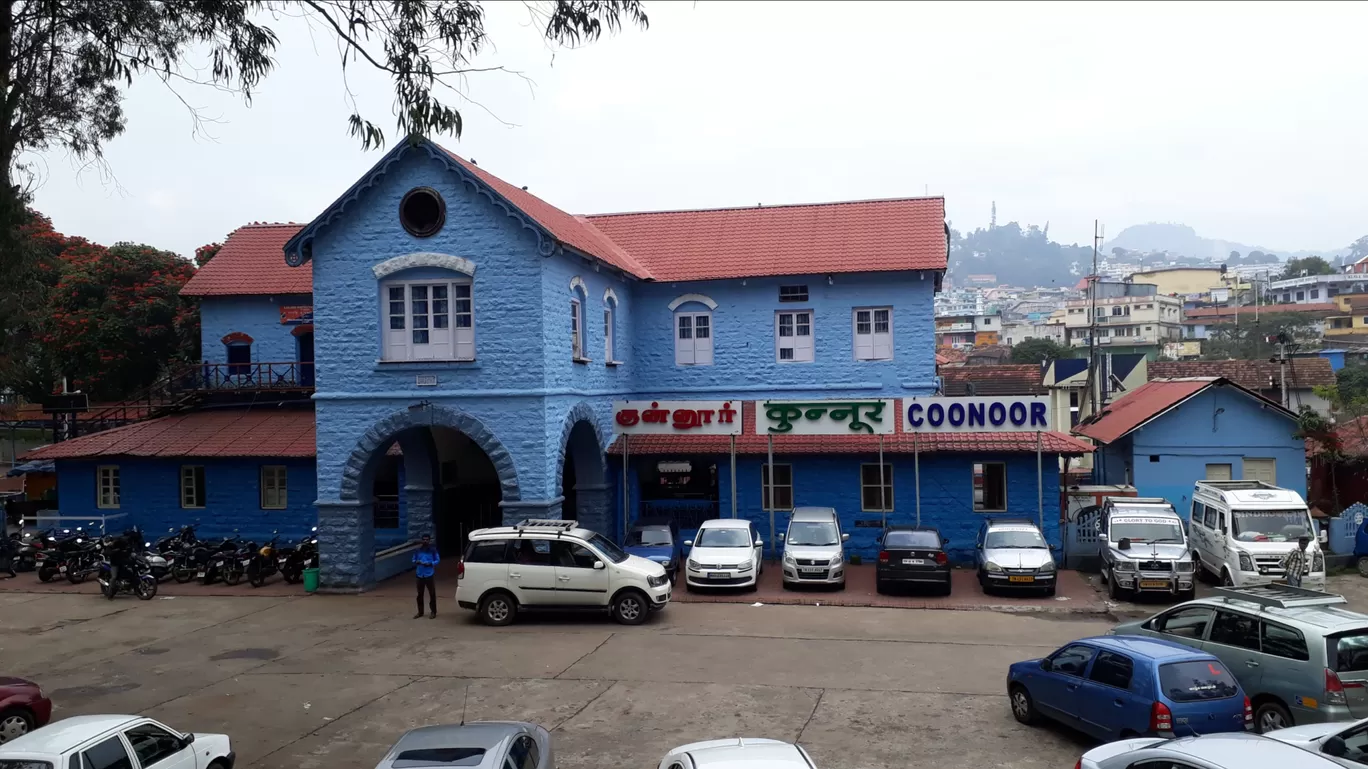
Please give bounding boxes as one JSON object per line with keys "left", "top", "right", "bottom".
{"left": 1007, "top": 635, "right": 1252, "bottom": 742}
{"left": 623, "top": 517, "right": 682, "bottom": 584}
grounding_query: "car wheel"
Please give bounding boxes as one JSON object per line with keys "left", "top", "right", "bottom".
{"left": 0, "top": 707, "right": 35, "bottom": 745}
{"left": 1358, "top": 556, "right": 1368, "bottom": 578}
{"left": 1255, "top": 701, "right": 1293, "bottom": 733}
{"left": 1221, "top": 569, "right": 1235, "bottom": 587}
{"left": 479, "top": 592, "right": 517, "bottom": 626}
{"left": 1008, "top": 685, "right": 1038, "bottom": 726}
{"left": 875, "top": 578, "right": 887, "bottom": 595}
{"left": 941, "top": 576, "right": 953, "bottom": 596}
{"left": 1179, "top": 587, "right": 1196, "bottom": 602}
{"left": 612, "top": 590, "right": 649, "bottom": 625}
{"left": 1107, "top": 569, "right": 1122, "bottom": 600}
{"left": 1043, "top": 583, "right": 1056, "bottom": 598}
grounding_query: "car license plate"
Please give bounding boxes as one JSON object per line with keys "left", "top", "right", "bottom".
{"left": 707, "top": 572, "right": 727, "bottom": 579}
{"left": 902, "top": 558, "right": 924, "bottom": 565}
{"left": 1140, "top": 579, "right": 1169, "bottom": 589}
{"left": 241, "top": 559, "right": 251, "bottom": 565}
{"left": 800, "top": 567, "right": 825, "bottom": 574}
{"left": 196, "top": 571, "right": 206, "bottom": 578}
{"left": 1008, "top": 575, "right": 1035, "bottom": 583}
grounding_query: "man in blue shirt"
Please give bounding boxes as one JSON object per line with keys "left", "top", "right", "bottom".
{"left": 413, "top": 534, "right": 440, "bottom": 619}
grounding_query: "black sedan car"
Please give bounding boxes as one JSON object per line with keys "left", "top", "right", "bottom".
{"left": 875, "top": 526, "right": 952, "bottom": 595}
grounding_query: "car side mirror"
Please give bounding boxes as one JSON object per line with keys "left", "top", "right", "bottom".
{"left": 592, "top": 561, "right": 605, "bottom": 570}
{"left": 1118, "top": 538, "right": 1132, "bottom": 551}
{"left": 683, "top": 540, "right": 693, "bottom": 547}
{"left": 182, "top": 734, "right": 196, "bottom": 747}
{"left": 1049, "top": 543, "right": 1058, "bottom": 551}
{"left": 1039, "top": 659, "right": 1053, "bottom": 672}
{"left": 841, "top": 533, "right": 850, "bottom": 542}
{"left": 755, "top": 539, "right": 763, "bottom": 548}
{"left": 1324, "top": 736, "right": 1348, "bottom": 757}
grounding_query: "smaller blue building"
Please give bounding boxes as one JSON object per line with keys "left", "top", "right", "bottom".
{"left": 1075, "top": 377, "right": 1305, "bottom": 514}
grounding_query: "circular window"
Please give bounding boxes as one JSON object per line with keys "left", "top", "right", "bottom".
{"left": 399, "top": 187, "right": 446, "bottom": 237}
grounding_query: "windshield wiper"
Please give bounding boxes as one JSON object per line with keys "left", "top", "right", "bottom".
{"left": 1148, "top": 538, "right": 1182, "bottom": 544}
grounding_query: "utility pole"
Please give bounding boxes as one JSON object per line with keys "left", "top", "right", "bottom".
{"left": 1087, "top": 220, "right": 1101, "bottom": 415}
{"left": 1279, "top": 336, "right": 1288, "bottom": 409}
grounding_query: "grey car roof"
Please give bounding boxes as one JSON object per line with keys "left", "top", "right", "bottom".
{"left": 790, "top": 507, "right": 838, "bottom": 521}
{"left": 1162, "top": 733, "right": 1341, "bottom": 766}
{"left": 384, "top": 722, "right": 526, "bottom": 768}
{"left": 1189, "top": 597, "right": 1368, "bottom": 633}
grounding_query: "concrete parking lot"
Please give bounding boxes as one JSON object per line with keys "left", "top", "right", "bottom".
{"left": 1, "top": 591, "right": 1111, "bottom": 769}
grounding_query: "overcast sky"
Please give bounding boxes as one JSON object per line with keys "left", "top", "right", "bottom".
{"left": 27, "top": 1, "right": 1368, "bottom": 260}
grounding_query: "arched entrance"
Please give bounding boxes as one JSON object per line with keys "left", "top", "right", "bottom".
{"left": 558, "top": 402, "right": 610, "bottom": 535}
{"left": 326, "top": 404, "right": 521, "bottom": 588}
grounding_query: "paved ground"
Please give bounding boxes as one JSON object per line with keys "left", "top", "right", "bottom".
{"left": 1, "top": 591, "right": 1114, "bottom": 769}
{"left": 0, "top": 563, "right": 1108, "bottom": 615}
{"left": 1090, "top": 570, "right": 1368, "bottom": 618}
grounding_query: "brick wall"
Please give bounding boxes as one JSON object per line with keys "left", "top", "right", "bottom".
{"left": 200, "top": 294, "right": 311, "bottom": 365}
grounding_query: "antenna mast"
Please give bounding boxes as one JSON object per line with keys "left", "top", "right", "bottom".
{"left": 1087, "top": 220, "right": 1102, "bottom": 414}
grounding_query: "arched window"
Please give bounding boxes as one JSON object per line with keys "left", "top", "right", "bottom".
{"left": 374, "top": 255, "right": 476, "bottom": 363}
{"left": 221, "top": 332, "right": 254, "bottom": 376}
{"left": 570, "top": 277, "right": 588, "bottom": 362}
{"left": 668, "top": 294, "right": 717, "bottom": 366}
{"left": 603, "top": 288, "right": 619, "bottom": 363}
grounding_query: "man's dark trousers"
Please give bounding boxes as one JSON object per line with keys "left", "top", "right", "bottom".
{"left": 417, "top": 576, "right": 437, "bottom": 614}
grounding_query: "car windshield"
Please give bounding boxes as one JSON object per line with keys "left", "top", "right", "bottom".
{"left": 586, "top": 533, "right": 628, "bottom": 563}
{"left": 1158, "top": 660, "right": 1240, "bottom": 701}
{"left": 393, "top": 748, "right": 486, "bottom": 768}
{"left": 884, "top": 530, "right": 940, "bottom": 549}
{"left": 1231, "top": 509, "right": 1312, "bottom": 542}
{"left": 1111, "top": 519, "right": 1185, "bottom": 544}
{"left": 787, "top": 521, "right": 839, "bottom": 547}
{"left": 986, "top": 529, "right": 1047, "bottom": 549}
{"left": 626, "top": 527, "right": 672, "bottom": 547}
{"left": 696, "top": 527, "right": 752, "bottom": 547}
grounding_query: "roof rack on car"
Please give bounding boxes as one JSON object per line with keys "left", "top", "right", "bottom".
{"left": 515, "top": 519, "right": 576, "bottom": 532}
{"left": 1108, "top": 497, "right": 1173, "bottom": 506}
{"left": 987, "top": 517, "right": 1035, "bottom": 526}
{"left": 1211, "top": 584, "right": 1347, "bottom": 609}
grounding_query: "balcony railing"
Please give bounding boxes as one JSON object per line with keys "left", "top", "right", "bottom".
{"left": 183, "top": 361, "right": 314, "bottom": 391}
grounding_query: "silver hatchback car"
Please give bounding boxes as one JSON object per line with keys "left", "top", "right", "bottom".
{"left": 1112, "top": 584, "right": 1368, "bottom": 733}
{"left": 375, "top": 722, "right": 554, "bottom": 769}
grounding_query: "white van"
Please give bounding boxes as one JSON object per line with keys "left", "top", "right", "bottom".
{"left": 1188, "top": 480, "right": 1324, "bottom": 588}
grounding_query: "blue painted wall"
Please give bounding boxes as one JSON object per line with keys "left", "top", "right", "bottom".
{"left": 200, "top": 294, "right": 312, "bottom": 365}
{"left": 612, "top": 452, "right": 1063, "bottom": 564}
{"left": 52, "top": 458, "right": 318, "bottom": 544}
{"left": 629, "top": 275, "right": 939, "bottom": 400}
{"left": 1096, "top": 386, "right": 1305, "bottom": 516}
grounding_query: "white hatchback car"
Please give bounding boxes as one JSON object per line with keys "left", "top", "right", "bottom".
{"left": 684, "top": 519, "right": 764, "bottom": 591}
{"left": 0, "top": 715, "right": 233, "bottom": 769}
{"left": 455, "top": 519, "right": 670, "bottom": 626}
{"left": 658, "top": 738, "right": 815, "bottom": 769}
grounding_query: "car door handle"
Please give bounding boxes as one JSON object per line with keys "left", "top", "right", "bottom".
{"left": 1113, "top": 699, "right": 1125, "bottom": 707}
{"left": 1066, "top": 684, "right": 1079, "bottom": 691}
{"left": 1245, "top": 660, "right": 1260, "bottom": 668}
{"left": 509, "top": 572, "right": 522, "bottom": 579}
{"left": 558, "top": 575, "right": 572, "bottom": 581}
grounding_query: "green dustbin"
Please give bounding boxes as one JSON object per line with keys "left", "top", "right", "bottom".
{"left": 302, "top": 567, "right": 320, "bottom": 593}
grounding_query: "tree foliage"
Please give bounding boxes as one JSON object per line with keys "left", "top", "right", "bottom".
{"left": 1009, "top": 337, "right": 1072, "bottom": 364}
{"left": 1199, "top": 312, "right": 1321, "bottom": 361}
{"left": 1337, "top": 362, "right": 1368, "bottom": 405}
{"left": 951, "top": 222, "right": 1094, "bottom": 287}
{"left": 1277, "top": 256, "right": 1336, "bottom": 281}
{"left": 194, "top": 242, "right": 223, "bottom": 268}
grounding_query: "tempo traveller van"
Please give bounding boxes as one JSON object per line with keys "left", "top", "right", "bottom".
{"left": 1188, "top": 481, "right": 1324, "bottom": 589}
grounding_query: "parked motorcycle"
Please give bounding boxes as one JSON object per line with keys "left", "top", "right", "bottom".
{"left": 280, "top": 527, "right": 319, "bottom": 584}
{"left": 248, "top": 532, "right": 282, "bottom": 588}
{"left": 221, "top": 536, "right": 258, "bottom": 587}
{"left": 37, "top": 526, "right": 93, "bottom": 582}
{"left": 194, "top": 533, "right": 241, "bottom": 585}
{"left": 8, "top": 520, "right": 51, "bottom": 573}
{"left": 62, "top": 537, "right": 104, "bottom": 584}
{"left": 97, "top": 552, "right": 157, "bottom": 600}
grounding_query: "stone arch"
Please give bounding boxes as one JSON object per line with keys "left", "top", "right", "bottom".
{"left": 339, "top": 403, "right": 521, "bottom": 504}
{"left": 371, "top": 252, "right": 476, "bottom": 279}
{"left": 668, "top": 293, "right": 717, "bottom": 311}
{"left": 556, "top": 401, "right": 611, "bottom": 533}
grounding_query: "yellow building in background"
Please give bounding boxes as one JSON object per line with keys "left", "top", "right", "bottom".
{"left": 1128, "top": 267, "right": 1234, "bottom": 297}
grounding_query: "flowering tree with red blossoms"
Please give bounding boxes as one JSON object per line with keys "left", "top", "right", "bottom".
{"left": 45, "top": 240, "right": 200, "bottom": 399}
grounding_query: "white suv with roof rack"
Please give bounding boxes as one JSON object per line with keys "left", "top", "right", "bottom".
{"left": 455, "top": 520, "right": 671, "bottom": 626}
{"left": 1113, "top": 584, "right": 1368, "bottom": 733}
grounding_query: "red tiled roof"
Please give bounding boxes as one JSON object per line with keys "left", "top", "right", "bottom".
{"left": 181, "top": 224, "right": 309, "bottom": 297}
{"left": 940, "top": 365, "right": 1046, "bottom": 396}
{"left": 22, "top": 410, "right": 316, "bottom": 460}
{"left": 935, "top": 353, "right": 949, "bottom": 365}
{"left": 1149, "top": 358, "right": 1336, "bottom": 389}
{"left": 441, "top": 150, "right": 653, "bottom": 279}
{"left": 609, "top": 402, "right": 1092, "bottom": 456}
{"left": 1183, "top": 303, "right": 1337, "bottom": 320}
{"left": 1073, "top": 377, "right": 1293, "bottom": 445}
{"left": 585, "top": 197, "right": 947, "bottom": 282}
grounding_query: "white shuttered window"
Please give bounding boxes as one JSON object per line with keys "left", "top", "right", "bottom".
{"left": 776, "top": 311, "right": 814, "bottom": 363}
{"left": 382, "top": 280, "right": 473, "bottom": 362}
{"left": 675, "top": 312, "right": 713, "bottom": 365}
{"left": 853, "top": 307, "right": 893, "bottom": 360}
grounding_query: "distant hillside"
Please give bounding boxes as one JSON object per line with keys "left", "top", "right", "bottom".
{"left": 1104, "top": 222, "right": 1342, "bottom": 262}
